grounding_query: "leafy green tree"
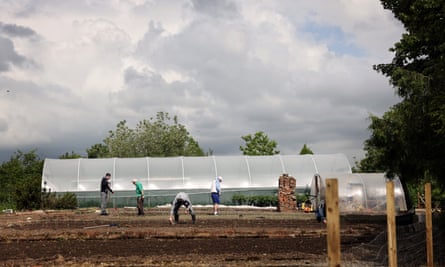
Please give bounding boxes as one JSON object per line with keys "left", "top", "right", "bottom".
{"left": 98, "top": 112, "right": 204, "bottom": 157}
{"left": 0, "top": 150, "right": 43, "bottom": 210}
{"left": 86, "top": 143, "right": 110, "bottom": 158}
{"left": 299, "top": 144, "right": 314, "bottom": 155}
{"left": 104, "top": 120, "right": 137, "bottom": 157}
{"left": 240, "top": 131, "right": 279, "bottom": 156}
{"left": 362, "top": 1, "right": 445, "bottom": 189}
{"left": 59, "top": 151, "right": 82, "bottom": 159}
{"left": 183, "top": 137, "right": 205, "bottom": 156}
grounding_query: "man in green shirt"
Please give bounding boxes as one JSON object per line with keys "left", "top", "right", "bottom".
{"left": 132, "top": 179, "right": 145, "bottom": 216}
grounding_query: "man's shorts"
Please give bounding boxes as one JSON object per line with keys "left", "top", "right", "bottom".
{"left": 211, "top": 192, "right": 220, "bottom": 204}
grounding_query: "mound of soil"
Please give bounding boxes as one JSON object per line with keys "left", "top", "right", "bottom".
{"left": 0, "top": 207, "right": 386, "bottom": 266}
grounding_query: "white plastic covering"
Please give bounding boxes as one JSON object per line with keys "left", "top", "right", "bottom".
{"left": 310, "top": 173, "right": 408, "bottom": 214}
{"left": 42, "top": 154, "right": 351, "bottom": 192}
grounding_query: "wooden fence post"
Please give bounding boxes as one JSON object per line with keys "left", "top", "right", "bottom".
{"left": 425, "top": 182, "right": 433, "bottom": 267}
{"left": 386, "top": 180, "right": 397, "bottom": 267}
{"left": 326, "top": 178, "right": 340, "bottom": 267}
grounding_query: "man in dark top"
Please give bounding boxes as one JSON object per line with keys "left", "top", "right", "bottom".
{"left": 100, "top": 173, "right": 114, "bottom": 215}
{"left": 169, "top": 192, "right": 196, "bottom": 224}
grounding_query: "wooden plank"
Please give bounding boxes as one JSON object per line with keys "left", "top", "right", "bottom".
{"left": 326, "top": 178, "right": 340, "bottom": 267}
{"left": 386, "top": 181, "right": 397, "bottom": 267}
{"left": 425, "top": 183, "right": 433, "bottom": 267}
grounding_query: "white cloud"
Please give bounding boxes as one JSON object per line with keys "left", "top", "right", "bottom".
{"left": 0, "top": 0, "right": 404, "bottom": 163}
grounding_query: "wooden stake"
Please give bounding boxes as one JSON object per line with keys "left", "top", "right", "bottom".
{"left": 386, "top": 181, "right": 397, "bottom": 267}
{"left": 425, "top": 183, "right": 433, "bottom": 267}
{"left": 326, "top": 178, "right": 340, "bottom": 267}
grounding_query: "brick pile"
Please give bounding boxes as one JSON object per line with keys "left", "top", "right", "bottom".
{"left": 277, "top": 173, "right": 296, "bottom": 212}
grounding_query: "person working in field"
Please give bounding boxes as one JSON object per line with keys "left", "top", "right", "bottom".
{"left": 100, "top": 172, "right": 114, "bottom": 215}
{"left": 169, "top": 192, "right": 196, "bottom": 224}
{"left": 210, "top": 176, "right": 223, "bottom": 215}
{"left": 132, "top": 179, "right": 145, "bottom": 216}
{"left": 316, "top": 199, "right": 327, "bottom": 224}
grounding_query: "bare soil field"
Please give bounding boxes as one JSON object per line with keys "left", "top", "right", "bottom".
{"left": 0, "top": 207, "right": 388, "bottom": 266}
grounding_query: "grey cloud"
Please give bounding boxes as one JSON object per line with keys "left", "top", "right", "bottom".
{"left": 0, "top": 22, "right": 39, "bottom": 72}
{"left": 136, "top": 20, "right": 272, "bottom": 106}
{"left": 0, "top": 76, "right": 115, "bottom": 162}
{"left": 9, "top": 1, "right": 116, "bottom": 18}
{"left": 114, "top": 67, "right": 195, "bottom": 115}
{"left": 0, "top": 22, "right": 36, "bottom": 38}
{"left": 0, "top": 36, "right": 27, "bottom": 71}
{"left": 136, "top": 3, "right": 246, "bottom": 69}
{"left": 191, "top": 0, "right": 239, "bottom": 19}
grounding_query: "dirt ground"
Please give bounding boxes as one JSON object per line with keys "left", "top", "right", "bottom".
{"left": 0, "top": 207, "right": 388, "bottom": 266}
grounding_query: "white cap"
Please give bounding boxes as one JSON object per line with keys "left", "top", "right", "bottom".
{"left": 217, "top": 176, "right": 223, "bottom": 181}
{"left": 132, "top": 179, "right": 137, "bottom": 183}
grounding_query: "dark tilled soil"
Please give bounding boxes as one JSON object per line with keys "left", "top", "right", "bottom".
{"left": 0, "top": 208, "right": 387, "bottom": 266}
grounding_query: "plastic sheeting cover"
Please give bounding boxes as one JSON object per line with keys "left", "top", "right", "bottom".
{"left": 42, "top": 154, "right": 352, "bottom": 192}
{"left": 310, "top": 173, "right": 408, "bottom": 214}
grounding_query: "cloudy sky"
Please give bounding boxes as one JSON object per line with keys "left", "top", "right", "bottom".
{"left": 0, "top": 0, "right": 404, "bottom": 164}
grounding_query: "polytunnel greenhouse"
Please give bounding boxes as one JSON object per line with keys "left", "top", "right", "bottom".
{"left": 41, "top": 154, "right": 352, "bottom": 207}
{"left": 310, "top": 173, "right": 409, "bottom": 215}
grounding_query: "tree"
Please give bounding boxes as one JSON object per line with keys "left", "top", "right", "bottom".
{"left": 95, "top": 112, "right": 204, "bottom": 158}
{"left": 0, "top": 150, "right": 43, "bottom": 210}
{"left": 299, "top": 144, "right": 314, "bottom": 155}
{"left": 361, "top": 0, "right": 445, "bottom": 189}
{"left": 86, "top": 144, "right": 110, "bottom": 158}
{"left": 240, "top": 131, "right": 279, "bottom": 156}
{"left": 183, "top": 137, "right": 205, "bottom": 156}
{"left": 104, "top": 120, "right": 137, "bottom": 157}
{"left": 59, "top": 151, "right": 82, "bottom": 159}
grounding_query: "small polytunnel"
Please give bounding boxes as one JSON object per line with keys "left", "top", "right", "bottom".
{"left": 310, "top": 173, "right": 408, "bottom": 215}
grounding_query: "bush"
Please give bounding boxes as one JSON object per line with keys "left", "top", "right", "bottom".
{"left": 232, "top": 194, "right": 248, "bottom": 205}
{"left": 14, "top": 177, "right": 41, "bottom": 210}
{"left": 247, "top": 195, "right": 277, "bottom": 207}
{"left": 232, "top": 194, "right": 277, "bottom": 207}
{"left": 55, "top": 193, "right": 77, "bottom": 209}
{"left": 41, "top": 191, "right": 77, "bottom": 210}
{"left": 41, "top": 190, "right": 57, "bottom": 209}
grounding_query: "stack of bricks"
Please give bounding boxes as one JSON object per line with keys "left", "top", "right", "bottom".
{"left": 277, "top": 173, "right": 296, "bottom": 212}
